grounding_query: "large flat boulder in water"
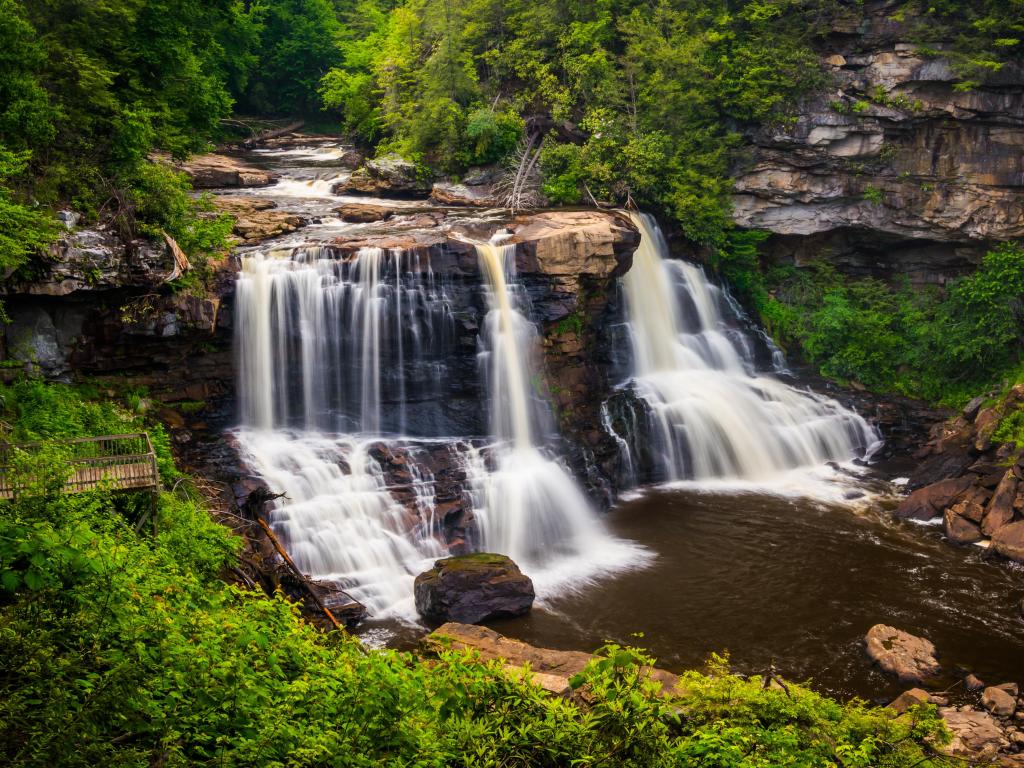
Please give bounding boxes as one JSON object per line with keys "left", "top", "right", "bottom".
{"left": 864, "top": 624, "right": 940, "bottom": 683}
{"left": 176, "top": 154, "right": 277, "bottom": 189}
{"left": 423, "top": 622, "right": 683, "bottom": 696}
{"left": 414, "top": 553, "right": 534, "bottom": 624}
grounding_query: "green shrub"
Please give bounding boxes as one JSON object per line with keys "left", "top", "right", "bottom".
{"left": 753, "top": 243, "right": 1024, "bottom": 404}
{"left": 0, "top": 148, "right": 58, "bottom": 275}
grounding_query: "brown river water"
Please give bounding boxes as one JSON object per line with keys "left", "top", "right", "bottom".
{"left": 378, "top": 485, "right": 1024, "bottom": 702}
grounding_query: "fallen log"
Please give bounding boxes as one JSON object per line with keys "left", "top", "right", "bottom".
{"left": 243, "top": 120, "right": 306, "bottom": 148}
{"left": 256, "top": 516, "right": 348, "bottom": 632}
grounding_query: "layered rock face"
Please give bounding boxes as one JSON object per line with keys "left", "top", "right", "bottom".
{"left": 1, "top": 226, "right": 232, "bottom": 395}
{"left": 733, "top": 1, "right": 1024, "bottom": 282}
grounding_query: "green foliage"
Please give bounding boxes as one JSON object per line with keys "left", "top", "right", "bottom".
{"left": 862, "top": 184, "right": 884, "bottom": 204}
{"left": 758, "top": 243, "right": 1024, "bottom": 404}
{"left": 904, "top": 0, "right": 1024, "bottom": 90}
{"left": 0, "top": 382, "right": 954, "bottom": 766}
{"left": 321, "top": 0, "right": 831, "bottom": 239}
{"left": 239, "top": 0, "right": 344, "bottom": 117}
{"left": 0, "top": 148, "right": 57, "bottom": 275}
{"left": 120, "top": 161, "right": 234, "bottom": 291}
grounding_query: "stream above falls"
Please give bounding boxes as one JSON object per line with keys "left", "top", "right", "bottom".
{"left": 223, "top": 141, "right": 1024, "bottom": 696}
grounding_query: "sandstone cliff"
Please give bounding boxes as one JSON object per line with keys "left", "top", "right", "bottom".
{"left": 733, "top": 1, "right": 1024, "bottom": 283}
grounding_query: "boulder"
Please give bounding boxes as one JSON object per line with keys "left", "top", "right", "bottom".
{"left": 985, "top": 687, "right": 1019, "bottom": 717}
{"left": 997, "top": 682, "right": 1020, "bottom": 698}
{"left": 423, "top": 622, "right": 682, "bottom": 695}
{"left": 992, "top": 521, "right": 1024, "bottom": 562}
{"left": 414, "top": 553, "right": 535, "bottom": 624}
{"left": 176, "top": 153, "right": 277, "bottom": 188}
{"left": 982, "top": 472, "right": 1019, "bottom": 536}
{"left": 511, "top": 211, "right": 640, "bottom": 279}
{"left": 333, "top": 154, "right": 432, "bottom": 198}
{"left": 864, "top": 624, "right": 941, "bottom": 683}
{"left": 334, "top": 203, "right": 395, "bottom": 223}
{"left": 212, "top": 196, "right": 305, "bottom": 242}
{"left": 944, "top": 508, "right": 982, "bottom": 544}
{"left": 940, "top": 707, "right": 1009, "bottom": 759}
{"left": 894, "top": 476, "right": 974, "bottom": 520}
{"left": 888, "top": 688, "right": 931, "bottom": 714}
{"left": 431, "top": 182, "right": 498, "bottom": 207}
{"left": 966, "top": 673, "right": 987, "bottom": 691}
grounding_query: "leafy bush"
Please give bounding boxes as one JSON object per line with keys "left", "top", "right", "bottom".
{"left": 754, "top": 244, "right": 1024, "bottom": 404}
{"left": 0, "top": 148, "right": 57, "bottom": 275}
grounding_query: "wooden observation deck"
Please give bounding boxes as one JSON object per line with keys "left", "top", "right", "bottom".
{"left": 0, "top": 433, "right": 161, "bottom": 499}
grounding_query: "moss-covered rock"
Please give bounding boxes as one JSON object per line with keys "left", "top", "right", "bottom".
{"left": 414, "top": 553, "right": 534, "bottom": 624}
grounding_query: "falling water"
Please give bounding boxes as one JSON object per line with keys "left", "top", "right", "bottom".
{"left": 470, "top": 238, "right": 643, "bottom": 594}
{"left": 616, "top": 212, "right": 878, "bottom": 485}
{"left": 234, "top": 431, "right": 445, "bottom": 617}
{"left": 236, "top": 246, "right": 454, "bottom": 435}
{"left": 234, "top": 243, "right": 459, "bottom": 618}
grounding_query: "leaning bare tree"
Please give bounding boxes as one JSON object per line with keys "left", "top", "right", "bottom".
{"left": 494, "top": 132, "right": 545, "bottom": 214}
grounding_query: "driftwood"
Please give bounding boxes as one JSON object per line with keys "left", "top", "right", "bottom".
{"left": 242, "top": 120, "right": 306, "bottom": 148}
{"left": 256, "top": 516, "right": 345, "bottom": 632}
{"left": 161, "top": 232, "right": 192, "bottom": 283}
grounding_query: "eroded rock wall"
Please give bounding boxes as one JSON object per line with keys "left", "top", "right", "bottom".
{"left": 733, "top": 1, "right": 1024, "bottom": 283}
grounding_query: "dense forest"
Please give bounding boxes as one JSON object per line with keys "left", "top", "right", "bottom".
{"left": 3, "top": 0, "right": 1024, "bottom": 764}
{"left": 2, "top": 0, "right": 1022, "bottom": 401}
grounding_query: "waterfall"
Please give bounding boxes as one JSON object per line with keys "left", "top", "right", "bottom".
{"left": 617, "top": 212, "right": 879, "bottom": 484}
{"left": 236, "top": 246, "right": 453, "bottom": 436}
{"left": 234, "top": 432, "right": 445, "bottom": 617}
{"left": 234, "top": 244, "right": 458, "bottom": 618}
{"left": 469, "top": 238, "right": 643, "bottom": 595}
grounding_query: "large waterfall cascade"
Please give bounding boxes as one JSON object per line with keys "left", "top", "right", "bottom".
{"left": 233, "top": 181, "right": 641, "bottom": 619}
{"left": 617, "top": 212, "right": 880, "bottom": 484}
{"left": 231, "top": 143, "right": 879, "bottom": 622}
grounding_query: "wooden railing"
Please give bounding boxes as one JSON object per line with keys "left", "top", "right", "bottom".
{"left": 0, "top": 433, "right": 161, "bottom": 499}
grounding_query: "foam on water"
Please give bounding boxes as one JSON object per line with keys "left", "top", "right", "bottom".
{"left": 612, "top": 212, "right": 880, "bottom": 494}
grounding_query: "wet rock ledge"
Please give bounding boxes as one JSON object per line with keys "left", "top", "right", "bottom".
{"left": 896, "top": 385, "right": 1024, "bottom": 562}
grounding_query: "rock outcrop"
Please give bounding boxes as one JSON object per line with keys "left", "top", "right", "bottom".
{"left": 212, "top": 196, "right": 306, "bottom": 242}
{"left": 176, "top": 153, "right": 277, "bottom": 189}
{"left": 414, "top": 554, "right": 535, "bottom": 624}
{"left": 864, "top": 624, "right": 940, "bottom": 683}
{"left": 734, "top": 1, "right": 1024, "bottom": 283}
{"left": 899, "top": 385, "right": 1024, "bottom": 562}
{"left": 333, "top": 154, "right": 432, "bottom": 198}
{"left": 431, "top": 181, "right": 498, "bottom": 207}
{"left": 940, "top": 707, "right": 1010, "bottom": 760}
{"left": 423, "top": 622, "right": 683, "bottom": 696}
{"left": 2, "top": 228, "right": 191, "bottom": 298}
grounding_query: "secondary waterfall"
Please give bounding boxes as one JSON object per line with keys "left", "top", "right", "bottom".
{"left": 470, "top": 239, "right": 642, "bottom": 594}
{"left": 234, "top": 432, "right": 445, "bottom": 617}
{"left": 617, "top": 212, "right": 878, "bottom": 484}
